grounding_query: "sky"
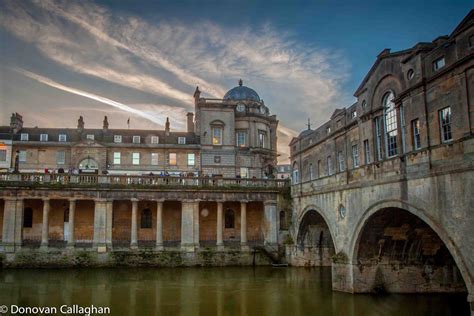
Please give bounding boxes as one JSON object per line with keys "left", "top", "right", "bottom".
{"left": 0, "top": 0, "right": 472, "bottom": 163}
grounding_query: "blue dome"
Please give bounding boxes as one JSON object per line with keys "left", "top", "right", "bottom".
{"left": 223, "top": 79, "right": 260, "bottom": 102}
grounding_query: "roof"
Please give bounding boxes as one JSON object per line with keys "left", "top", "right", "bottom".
{"left": 223, "top": 79, "right": 261, "bottom": 102}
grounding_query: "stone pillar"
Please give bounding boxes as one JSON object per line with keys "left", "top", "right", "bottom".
{"left": 2, "top": 197, "right": 18, "bottom": 252}
{"left": 155, "top": 199, "right": 164, "bottom": 251}
{"left": 105, "top": 200, "right": 113, "bottom": 250}
{"left": 240, "top": 200, "right": 249, "bottom": 251}
{"left": 67, "top": 199, "right": 76, "bottom": 248}
{"left": 181, "top": 200, "right": 196, "bottom": 252}
{"left": 40, "top": 198, "right": 50, "bottom": 249}
{"left": 14, "top": 199, "right": 24, "bottom": 250}
{"left": 193, "top": 200, "right": 200, "bottom": 249}
{"left": 331, "top": 261, "right": 355, "bottom": 293}
{"left": 130, "top": 198, "right": 138, "bottom": 249}
{"left": 263, "top": 200, "right": 278, "bottom": 247}
{"left": 216, "top": 201, "right": 224, "bottom": 250}
{"left": 93, "top": 198, "right": 107, "bottom": 252}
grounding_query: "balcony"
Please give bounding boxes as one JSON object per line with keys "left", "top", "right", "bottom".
{"left": 0, "top": 173, "right": 290, "bottom": 192}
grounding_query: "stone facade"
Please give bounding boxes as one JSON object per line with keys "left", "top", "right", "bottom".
{"left": 288, "top": 10, "right": 474, "bottom": 309}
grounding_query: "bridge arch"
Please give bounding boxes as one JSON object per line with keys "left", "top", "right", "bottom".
{"left": 349, "top": 199, "right": 470, "bottom": 294}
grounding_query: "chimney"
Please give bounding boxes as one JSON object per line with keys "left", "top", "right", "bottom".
{"left": 103, "top": 116, "right": 109, "bottom": 131}
{"left": 165, "top": 117, "right": 170, "bottom": 136}
{"left": 10, "top": 113, "right": 23, "bottom": 134}
{"left": 186, "top": 112, "right": 195, "bottom": 133}
{"left": 77, "top": 116, "right": 85, "bottom": 131}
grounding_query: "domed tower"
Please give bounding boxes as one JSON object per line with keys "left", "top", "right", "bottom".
{"left": 194, "top": 79, "right": 278, "bottom": 178}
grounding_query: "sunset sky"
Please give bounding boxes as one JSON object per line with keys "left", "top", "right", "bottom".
{"left": 0, "top": 0, "right": 471, "bottom": 162}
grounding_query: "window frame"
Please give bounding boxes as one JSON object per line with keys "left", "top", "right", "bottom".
{"left": 140, "top": 208, "right": 152, "bottom": 229}
{"left": 132, "top": 152, "right": 140, "bottom": 165}
{"left": 20, "top": 133, "right": 29, "bottom": 141}
{"left": 133, "top": 136, "right": 141, "bottom": 144}
{"left": 169, "top": 153, "right": 177, "bottom": 166}
{"left": 114, "top": 135, "right": 122, "bottom": 143}
{"left": 178, "top": 137, "right": 186, "bottom": 145}
{"left": 236, "top": 130, "right": 247, "bottom": 147}
{"left": 40, "top": 133, "right": 48, "bottom": 142}
{"left": 211, "top": 126, "right": 223, "bottom": 145}
{"left": 439, "top": 107, "right": 452, "bottom": 143}
{"left": 363, "top": 139, "right": 370, "bottom": 165}
{"left": 151, "top": 153, "right": 159, "bottom": 166}
{"left": 411, "top": 119, "right": 421, "bottom": 150}
{"left": 352, "top": 144, "right": 360, "bottom": 168}
{"left": 383, "top": 91, "right": 398, "bottom": 158}
{"left": 58, "top": 134, "right": 67, "bottom": 142}
{"left": 187, "top": 153, "right": 195, "bottom": 166}
{"left": 258, "top": 130, "right": 267, "bottom": 148}
{"left": 113, "top": 152, "right": 121, "bottom": 165}
{"left": 337, "top": 151, "right": 345, "bottom": 172}
{"left": 151, "top": 136, "right": 159, "bottom": 144}
{"left": 86, "top": 134, "right": 95, "bottom": 140}
{"left": 56, "top": 151, "right": 66, "bottom": 165}
{"left": 433, "top": 56, "right": 445, "bottom": 71}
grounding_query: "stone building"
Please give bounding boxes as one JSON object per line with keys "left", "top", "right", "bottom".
{"left": 0, "top": 81, "right": 287, "bottom": 265}
{"left": 288, "top": 9, "right": 473, "bottom": 305}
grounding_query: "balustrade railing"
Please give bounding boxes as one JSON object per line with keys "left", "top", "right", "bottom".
{"left": 0, "top": 173, "right": 289, "bottom": 190}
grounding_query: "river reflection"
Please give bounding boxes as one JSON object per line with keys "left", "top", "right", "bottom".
{"left": 0, "top": 267, "right": 469, "bottom": 316}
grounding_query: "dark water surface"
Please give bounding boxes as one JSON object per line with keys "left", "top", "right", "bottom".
{"left": 0, "top": 267, "right": 469, "bottom": 316}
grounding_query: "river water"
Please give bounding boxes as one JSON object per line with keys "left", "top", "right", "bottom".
{"left": 0, "top": 267, "right": 469, "bottom": 316}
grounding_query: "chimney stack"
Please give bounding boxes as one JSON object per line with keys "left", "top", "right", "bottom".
{"left": 186, "top": 112, "right": 195, "bottom": 133}
{"left": 10, "top": 113, "right": 23, "bottom": 134}
{"left": 77, "top": 116, "right": 85, "bottom": 131}
{"left": 165, "top": 117, "right": 170, "bottom": 136}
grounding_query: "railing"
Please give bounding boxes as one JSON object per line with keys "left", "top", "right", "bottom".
{"left": 0, "top": 173, "right": 290, "bottom": 190}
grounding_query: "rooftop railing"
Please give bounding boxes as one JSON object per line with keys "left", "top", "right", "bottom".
{"left": 0, "top": 173, "right": 289, "bottom": 191}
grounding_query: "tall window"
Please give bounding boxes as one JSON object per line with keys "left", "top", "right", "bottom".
{"left": 292, "top": 162, "right": 299, "bottom": 184}
{"left": 383, "top": 91, "right": 398, "bottom": 157}
{"left": 225, "top": 209, "right": 235, "bottom": 229}
{"left": 212, "top": 127, "right": 223, "bottom": 145}
{"left": 236, "top": 131, "right": 247, "bottom": 147}
{"left": 40, "top": 133, "right": 48, "bottom": 142}
{"left": 58, "top": 134, "right": 67, "bottom": 142}
{"left": 439, "top": 107, "right": 452, "bottom": 142}
{"left": 327, "top": 156, "right": 333, "bottom": 175}
{"left": 411, "top": 119, "right": 421, "bottom": 150}
{"left": 0, "top": 150, "right": 6, "bottom": 162}
{"left": 169, "top": 153, "right": 177, "bottom": 165}
{"left": 375, "top": 117, "right": 383, "bottom": 161}
{"left": 187, "top": 153, "right": 195, "bottom": 166}
{"left": 258, "top": 131, "right": 267, "bottom": 148}
{"left": 23, "top": 207, "right": 33, "bottom": 228}
{"left": 113, "top": 152, "right": 121, "bottom": 165}
{"left": 18, "top": 150, "right": 26, "bottom": 162}
{"left": 433, "top": 57, "right": 445, "bottom": 71}
{"left": 352, "top": 144, "right": 359, "bottom": 168}
{"left": 400, "top": 105, "right": 406, "bottom": 154}
{"left": 20, "top": 133, "right": 29, "bottom": 141}
{"left": 317, "top": 160, "right": 321, "bottom": 178}
{"left": 240, "top": 167, "right": 249, "bottom": 178}
{"left": 114, "top": 135, "right": 122, "bottom": 143}
{"left": 56, "top": 151, "right": 65, "bottom": 165}
{"left": 133, "top": 136, "right": 141, "bottom": 144}
{"left": 309, "top": 163, "right": 314, "bottom": 180}
{"left": 140, "top": 208, "right": 152, "bottom": 228}
{"left": 151, "top": 153, "right": 158, "bottom": 165}
{"left": 337, "top": 152, "right": 345, "bottom": 172}
{"left": 132, "top": 152, "right": 140, "bottom": 165}
{"left": 363, "top": 140, "right": 370, "bottom": 164}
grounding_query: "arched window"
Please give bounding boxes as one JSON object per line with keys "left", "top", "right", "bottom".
{"left": 292, "top": 162, "right": 299, "bottom": 184}
{"left": 383, "top": 91, "right": 398, "bottom": 157}
{"left": 78, "top": 157, "right": 98, "bottom": 170}
{"left": 309, "top": 163, "right": 314, "bottom": 180}
{"left": 225, "top": 209, "right": 235, "bottom": 229}
{"left": 140, "top": 208, "right": 152, "bottom": 229}
{"left": 279, "top": 210, "right": 286, "bottom": 230}
{"left": 23, "top": 207, "right": 33, "bottom": 228}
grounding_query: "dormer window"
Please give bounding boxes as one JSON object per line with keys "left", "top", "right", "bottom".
{"left": 178, "top": 137, "right": 186, "bottom": 144}
{"left": 114, "top": 135, "right": 122, "bottom": 143}
{"left": 433, "top": 57, "right": 445, "bottom": 71}
{"left": 151, "top": 136, "right": 159, "bottom": 144}
{"left": 58, "top": 134, "right": 67, "bottom": 142}
{"left": 20, "top": 133, "right": 29, "bottom": 141}
{"left": 133, "top": 136, "right": 141, "bottom": 144}
{"left": 326, "top": 126, "right": 331, "bottom": 134}
{"left": 351, "top": 110, "right": 357, "bottom": 119}
{"left": 40, "top": 134, "right": 48, "bottom": 142}
{"left": 86, "top": 134, "right": 94, "bottom": 140}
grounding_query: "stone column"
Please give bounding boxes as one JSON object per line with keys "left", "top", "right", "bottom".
{"left": 216, "top": 201, "right": 224, "bottom": 250}
{"left": 105, "top": 200, "right": 113, "bottom": 250}
{"left": 67, "top": 199, "right": 76, "bottom": 248}
{"left": 263, "top": 200, "right": 278, "bottom": 247}
{"left": 14, "top": 198, "right": 24, "bottom": 250}
{"left": 93, "top": 198, "right": 107, "bottom": 252}
{"left": 193, "top": 200, "right": 200, "bottom": 249}
{"left": 240, "top": 200, "right": 249, "bottom": 251}
{"left": 155, "top": 199, "right": 164, "bottom": 251}
{"left": 2, "top": 197, "right": 18, "bottom": 252}
{"left": 40, "top": 198, "right": 50, "bottom": 249}
{"left": 130, "top": 198, "right": 138, "bottom": 249}
{"left": 181, "top": 200, "right": 195, "bottom": 252}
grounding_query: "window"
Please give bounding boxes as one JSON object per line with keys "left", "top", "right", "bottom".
{"left": 309, "top": 163, "right": 314, "bottom": 180}
{"left": 212, "top": 127, "right": 223, "bottom": 145}
{"left": 292, "top": 162, "right": 299, "bottom": 184}
{"left": 326, "top": 126, "right": 331, "bottom": 134}
{"left": 338, "top": 151, "right": 345, "bottom": 172}
{"left": 18, "top": 150, "right": 26, "bottom": 162}
{"left": 214, "top": 156, "right": 221, "bottom": 163}
{"left": 364, "top": 140, "right": 370, "bottom": 164}
{"left": 86, "top": 134, "right": 94, "bottom": 140}
{"left": 113, "top": 152, "right": 121, "bottom": 165}
{"left": 412, "top": 119, "right": 421, "bottom": 150}
{"left": 352, "top": 144, "right": 359, "bottom": 168}
{"left": 114, "top": 135, "right": 122, "bottom": 143}
{"left": 362, "top": 100, "right": 367, "bottom": 109}
{"left": 40, "top": 134, "right": 48, "bottom": 142}
{"left": 151, "top": 153, "right": 158, "bottom": 165}
{"left": 169, "top": 153, "right": 177, "bottom": 165}
{"left": 407, "top": 69, "right": 415, "bottom": 80}
{"left": 187, "top": 153, "right": 195, "bottom": 166}
{"left": 383, "top": 92, "right": 398, "bottom": 157}
{"left": 58, "top": 134, "right": 67, "bottom": 142}
{"left": 23, "top": 207, "right": 33, "bottom": 228}
{"left": 317, "top": 160, "right": 321, "bottom": 179}
{"left": 351, "top": 110, "right": 357, "bottom": 119}
{"left": 375, "top": 116, "right": 383, "bottom": 161}
{"left": 236, "top": 131, "right": 247, "bottom": 147}
{"left": 258, "top": 131, "right": 267, "bottom": 148}
{"left": 400, "top": 105, "right": 406, "bottom": 154}
{"left": 133, "top": 136, "right": 141, "bottom": 144}
{"left": 132, "top": 152, "right": 140, "bottom": 165}
{"left": 0, "top": 150, "right": 6, "bottom": 162}
{"left": 225, "top": 209, "right": 235, "bottom": 229}
{"left": 433, "top": 57, "right": 445, "bottom": 71}
{"left": 439, "top": 107, "right": 452, "bottom": 143}
{"left": 178, "top": 137, "right": 186, "bottom": 145}
{"left": 327, "top": 156, "right": 333, "bottom": 175}
{"left": 240, "top": 167, "right": 249, "bottom": 178}
{"left": 56, "top": 151, "right": 65, "bottom": 165}
{"left": 151, "top": 136, "right": 159, "bottom": 144}
{"left": 140, "top": 209, "right": 152, "bottom": 229}
{"left": 20, "top": 133, "right": 29, "bottom": 141}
